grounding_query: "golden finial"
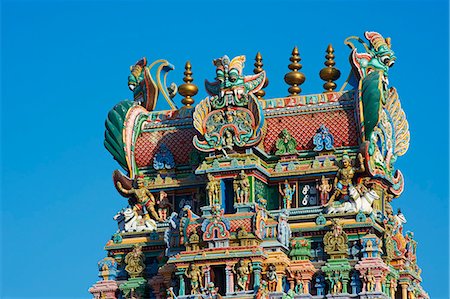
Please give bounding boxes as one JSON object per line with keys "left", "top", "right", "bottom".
{"left": 319, "top": 44, "right": 341, "bottom": 92}
{"left": 284, "top": 46, "right": 306, "bottom": 95}
{"left": 253, "top": 52, "right": 269, "bottom": 99}
{"left": 178, "top": 61, "right": 198, "bottom": 107}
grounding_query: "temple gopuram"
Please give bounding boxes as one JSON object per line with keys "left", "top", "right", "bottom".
{"left": 89, "top": 31, "right": 428, "bottom": 299}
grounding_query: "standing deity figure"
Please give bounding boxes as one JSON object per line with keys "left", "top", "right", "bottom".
{"left": 233, "top": 259, "right": 252, "bottom": 291}
{"left": 279, "top": 180, "right": 296, "bottom": 209}
{"left": 157, "top": 191, "right": 172, "bottom": 221}
{"left": 184, "top": 263, "right": 204, "bottom": 294}
{"left": 330, "top": 271, "right": 343, "bottom": 294}
{"left": 294, "top": 271, "right": 304, "bottom": 294}
{"left": 234, "top": 171, "right": 250, "bottom": 204}
{"left": 116, "top": 177, "right": 161, "bottom": 222}
{"left": 318, "top": 176, "right": 332, "bottom": 206}
{"left": 390, "top": 277, "right": 398, "bottom": 299}
{"left": 266, "top": 264, "right": 278, "bottom": 292}
{"left": 206, "top": 174, "right": 221, "bottom": 206}
{"left": 364, "top": 269, "right": 376, "bottom": 292}
{"left": 315, "top": 275, "right": 326, "bottom": 296}
{"left": 124, "top": 245, "right": 146, "bottom": 278}
{"left": 327, "top": 152, "right": 365, "bottom": 207}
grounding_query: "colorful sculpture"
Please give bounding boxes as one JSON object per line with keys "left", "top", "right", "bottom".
{"left": 279, "top": 180, "right": 296, "bottom": 209}
{"left": 233, "top": 170, "right": 250, "bottom": 204}
{"left": 275, "top": 129, "right": 297, "bottom": 155}
{"left": 116, "top": 176, "right": 161, "bottom": 222}
{"left": 193, "top": 55, "right": 266, "bottom": 153}
{"left": 313, "top": 125, "right": 334, "bottom": 151}
{"left": 92, "top": 32, "right": 428, "bottom": 299}
{"left": 185, "top": 263, "right": 204, "bottom": 294}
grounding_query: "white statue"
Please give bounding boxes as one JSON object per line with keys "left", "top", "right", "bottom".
{"left": 114, "top": 207, "right": 157, "bottom": 232}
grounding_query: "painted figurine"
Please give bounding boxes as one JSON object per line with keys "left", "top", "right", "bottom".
{"left": 255, "top": 280, "right": 269, "bottom": 299}
{"left": 206, "top": 174, "right": 221, "bottom": 206}
{"left": 266, "top": 264, "right": 278, "bottom": 292}
{"left": 330, "top": 270, "right": 343, "bottom": 294}
{"left": 315, "top": 275, "right": 326, "bottom": 296}
{"left": 327, "top": 152, "right": 365, "bottom": 206}
{"left": 124, "top": 245, "right": 145, "bottom": 278}
{"left": 279, "top": 180, "right": 296, "bottom": 209}
{"left": 318, "top": 176, "right": 332, "bottom": 206}
{"left": 233, "top": 259, "right": 252, "bottom": 291}
{"left": 364, "top": 269, "right": 376, "bottom": 292}
{"left": 157, "top": 191, "right": 172, "bottom": 221}
{"left": 116, "top": 177, "right": 161, "bottom": 222}
{"left": 234, "top": 170, "right": 250, "bottom": 204}
{"left": 294, "top": 271, "right": 304, "bottom": 294}
{"left": 185, "top": 263, "right": 204, "bottom": 294}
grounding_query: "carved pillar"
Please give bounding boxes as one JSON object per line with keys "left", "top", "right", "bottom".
{"left": 176, "top": 269, "right": 186, "bottom": 296}
{"left": 203, "top": 265, "right": 211, "bottom": 285}
{"left": 253, "top": 262, "right": 262, "bottom": 291}
{"left": 276, "top": 270, "right": 284, "bottom": 292}
{"left": 225, "top": 263, "right": 235, "bottom": 295}
{"left": 400, "top": 283, "right": 409, "bottom": 299}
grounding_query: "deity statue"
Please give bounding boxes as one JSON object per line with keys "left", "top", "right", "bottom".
{"left": 233, "top": 170, "right": 250, "bottom": 204}
{"left": 364, "top": 269, "right": 376, "bottom": 292}
{"left": 330, "top": 270, "right": 343, "bottom": 294}
{"left": 233, "top": 259, "right": 252, "bottom": 291}
{"left": 255, "top": 280, "right": 269, "bottom": 299}
{"left": 206, "top": 174, "right": 221, "bottom": 206}
{"left": 315, "top": 275, "right": 326, "bottom": 296}
{"left": 157, "top": 191, "right": 172, "bottom": 221}
{"left": 184, "top": 263, "right": 204, "bottom": 294}
{"left": 266, "top": 264, "right": 278, "bottom": 292}
{"left": 275, "top": 129, "right": 297, "bottom": 155}
{"left": 203, "top": 282, "right": 222, "bottom": 299}
{"left": 327, "top": 152, "right": 365, "bottom": 206}
{"left": 279, "top": 180, "right": 296, "bottom": 209}
{"left": 390, "top": 277, "right": 398, "bottom": 299}
{"left": 318, "top": 176, "right": 332, "bottom": 206}
{"left": 294, "top": 272, "right": 304, "bottom": 294}
{"left": 124, "top": 245, "right": 146, "bottom": 278}
{"left": 116, "top": 176, "right": 161, "bottom": 222}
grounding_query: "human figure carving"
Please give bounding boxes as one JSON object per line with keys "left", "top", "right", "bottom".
{"left": 279, "top": 180, "right": 296, "bottom": 209}
{"left": 233, "top": 259, "right": 252, "bottom": 291}
{"left": 234, "top": 171, "right": 250, "bottom": 204}
{"left": 328, "top": 152, "right": 365, "bottom": 207}
{"left": 266, "top": 264, "right": 278, "bottom": 292}
{"left": 364, "top": 269, "right": 376, "bottom": 292}
{"left": 116, "top": 176, "right": 161, "bottom": 222}
{"left": 206, "top": 174, "right": 221, "bottom": 206}
{"left": 184, "top": 263, "right": 204, "bottom": 294}
{"left": 318, "top": 176, "right": 332, "bottom": 206}
{"left": 157, "top": 191, "right": 172, "bottom": 221}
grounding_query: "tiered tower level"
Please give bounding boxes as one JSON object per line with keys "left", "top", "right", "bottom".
{"left": 89, "top": 32, "right": 428, "bottom": 299}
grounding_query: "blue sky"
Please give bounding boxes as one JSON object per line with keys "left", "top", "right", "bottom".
{"left": 1, "top": 0, "right": 448, "bottom": 298}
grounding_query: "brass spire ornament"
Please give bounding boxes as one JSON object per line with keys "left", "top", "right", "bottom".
{"left": 253, "top": 52, "right": 269, "bottom": 99}
{"left": 178, "top": 61, "right": 198, "bottom": 107}
{"left": 284, "top": 46, "right": 306, "bottom": 95}
{"left": 319, "top": 44, "right": 341, "bottom": 92}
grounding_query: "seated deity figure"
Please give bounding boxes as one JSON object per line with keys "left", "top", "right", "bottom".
{"left": 279, "top": 180, "right": 296, "bottom": 209}
{"left": 327, "top": 152, "right": 365, "bottom": 206}
{"left": 157, "top": 191, "right": 172, "bottom": 221}
{"left": 184, "top": 263, "right": 204, "bottom": 294}
{"left": 116, "top": 176, "right": 161, "bottom": 222}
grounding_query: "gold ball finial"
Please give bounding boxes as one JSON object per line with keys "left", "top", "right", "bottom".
{"left": 178, "top": 61, "right": 198, "bottom": 107}
{"left": 253, "top": 52, "right": 269, "bottom": 99}
{"left": 319, "top": 44, "right": 341, "bottom": 92}
{"left": 284, "top": 46, "right": 306, "bottom": 95}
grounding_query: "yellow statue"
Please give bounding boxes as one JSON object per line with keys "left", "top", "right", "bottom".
{"left": 116, "top": 176, "right": 161, "bottom": 222}
{"left": 233, "top": 259, "right": 252, "bottom": 291}
{"left": 206, "top": 174, "right": 221, "bottom": 206}
{"left": 184, "top": 263, "right": 204, "bottom": 294}
{"left": 328, "top": 152, "right": 365, "bottom": 206}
